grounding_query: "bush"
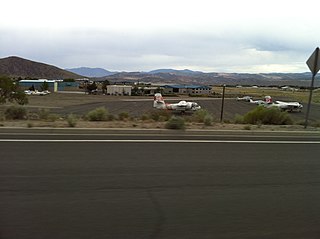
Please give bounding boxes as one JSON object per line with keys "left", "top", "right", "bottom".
{"left": 243, "top": 125, "right": 251, "bottom": 130}
{"left": 47, "top": 114, "right": 59, "bottom": 122}
{"left": 118, "top": 112, "right": 129, "bottom": 121}
{"left": 204, "top": 114, "right": 213, "bottom": 126}
{"left": 140, "top": 114, "right": 149, "bottom": 121}
{"left": 234, "top": 114, "right": 244, "bottom": 124}
{"left": 310, "top": 120, "right": 320, "bottom": 128}
{"left": 165, "top": 116, "right": 185, "bottom": 130}
{"left": 38, "top": 108, "right": 50, "bottom": 120}
{"left": 192, "top": 109, "right": 211, "bottom": 123}
{"left": 86, "top": 107, "right": 108, "bottom": 121}
{"left": 67, "top": 114, "right": 77, "bottom": 127}
{"left": 149, "top": 110, "right": 171, "bottom": 122}
{"left": 5, "top": 106, "right": 27, "bottom": 120}
{"left": 0, "top": 112, "right": 5, "bottom": 121}
{"left": 242, "top": 106, "right": 293, "bottom": 125}
{"left": 107, "top": 114, "right": 115, "bottom": 121}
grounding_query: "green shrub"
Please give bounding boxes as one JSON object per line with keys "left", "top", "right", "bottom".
{"left": 67, "top": 114, "right": 77, "bottom": 127}
{"left": 165, "top": 116, "right": 185, "bottom": 130}
{"left": 86, "top": 107, "right": 108, "bottom": 121}
{"left": 38, "top": 108, "right": 50, "bottom": 120}
{"left": 140, "top": 114, "right": 149, "bottom": 121}
{"left": 310, "top": 120, "right": 320, "bottom": 128}
{"left": 192, "top": 109, "right": 210, "bottom": 123}
{"left": 0, "top": 112, "right": 5, "bottom": 121}
{"left": 118, "top": 112, "right": 129, "bottom": 121}
{"left": 204, "top": 114, "right": 213, "bottom": 126}
{"left": 107, "top": 114, "right": 115, "bottom": 121}
{"left": 5, "top": 106, "right": 27, "bottom": 120}
{"left": 243, "top": 125, "right": 251, "bottom": 130}
{"left": 234, "top": 114, "right": 244, "bottom": 124}
{"left": 295, "top": 120, "right": 306, "bottom": 126}
{"left": 37, "top": 108, "right": 59, "bottom": 122}
{"left": 149, "top": 110, "right": 171, "bottom": 121}
{"left": 242, "top": 106, "right": 293, "bottom": 125}
{"left": 47, "top": 114, "right": 59, "bottom": 122}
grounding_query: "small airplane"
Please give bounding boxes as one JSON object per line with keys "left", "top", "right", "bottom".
{"left": 153, "top": 93, "right": 201, "bottom": 112}
{"left": 249, "top": 98, "right": 266, "bottom": 105}
{"left": 268, "top": 100, "right": 303, "bottom": 112}
{"left": 236, "top": 96, "right": 252, "bottom": 102}
{"left": 249, "top": 96, "right": 303, "bottom": 112}
{"left": 24, "top": 90, "right": 50, "bottom": 96}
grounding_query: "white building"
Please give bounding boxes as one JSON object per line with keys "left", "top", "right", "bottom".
{"left": 19, "top": 79, "right": 58, "bottom": 92}
{"left": 107, "top": 85, "right": 132, "bottom": 96}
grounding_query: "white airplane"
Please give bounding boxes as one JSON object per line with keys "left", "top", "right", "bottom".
{"left": 249, "top": 98, "right": 266, "bottom": 105}
{"left": 153, "top": 93, "right": 201, "bottom": 112}
{"left": 268, "top": 99, "right": 303, "bottom": 112}
{"left": 24, "top": 90, "right": 50, "bottom": 96}
{"left": 250, "top": 96, "right": 303, "bottom": 112}
{"left": 236, "top": 96, "right": 252, "bottom": 102}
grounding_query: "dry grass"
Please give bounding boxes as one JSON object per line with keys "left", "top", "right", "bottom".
{"left": 1, "top": 119, "right": 317, "bottom": 132}
{"left": 1, "top": 90, "right": 320, "bottom": 131}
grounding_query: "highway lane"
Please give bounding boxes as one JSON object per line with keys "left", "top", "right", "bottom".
{"left": 1, "top": 130, "right": 320, "bottom": 239}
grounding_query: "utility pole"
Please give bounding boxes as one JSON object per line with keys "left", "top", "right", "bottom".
{"left": 220, "top": 84, "right": 226, "bottom": 123}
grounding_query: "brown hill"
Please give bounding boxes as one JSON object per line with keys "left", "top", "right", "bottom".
{"left": 0, "top": 56, "right": 83, "bottom": 79}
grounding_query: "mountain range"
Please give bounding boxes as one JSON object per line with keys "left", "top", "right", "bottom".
{"left": 0, "top": 56, "right": 317, "bottom": 86}
{"left": 65, "top": 67, "right": 116, "bottom": 77}
{"left": 101, "top": 70, "right": 315, "bottom": 87}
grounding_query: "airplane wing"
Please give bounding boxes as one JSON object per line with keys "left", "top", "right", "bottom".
{"left": 273, "top": 101, "right": 303, "bottom": 112}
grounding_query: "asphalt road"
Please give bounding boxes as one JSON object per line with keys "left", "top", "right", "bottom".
{"left": 1, "top": 129, "right": 320, "bottom": 239}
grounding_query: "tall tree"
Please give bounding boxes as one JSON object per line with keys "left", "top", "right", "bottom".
{"left": 0, "top": 76, "right": 28, "bottom": 105}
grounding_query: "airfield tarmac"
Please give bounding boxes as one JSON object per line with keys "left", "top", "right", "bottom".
{"left": 22, "top": 93, "right": 320, "bottom": 123}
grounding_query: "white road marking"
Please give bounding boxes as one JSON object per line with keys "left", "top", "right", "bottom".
{"left": 0, "top": 139, "right": 320, "bottom": 144}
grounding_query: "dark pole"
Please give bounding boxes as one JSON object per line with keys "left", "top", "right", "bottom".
{"left": 304, "top": 47, "right": 319, "bottom": 129}
{"left": 220, "top": 84, "right": 226, "bottom": 122}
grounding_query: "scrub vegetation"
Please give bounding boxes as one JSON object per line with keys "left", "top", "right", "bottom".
{"left": 1, "top": 86, "right": 320, "bottom": 129}
{"left": 234, "top": 106, "right": 293, "bottom": 125}
{"left": 165, "top": 116, "right": 186, "bottom": 130}
{"left": 0, "top": 104, "right": 302, "bottom": 130}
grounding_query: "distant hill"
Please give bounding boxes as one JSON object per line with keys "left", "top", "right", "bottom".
{"left": 0, "top": 56, "right": 83, "bottom": 79}
{"left": 148, "top": 69, "right": 203, "bottom": 76}
{"left": 102, "top": 71, "right": 316, "bottom": 87}
{"left": 65, "top": 67, "right": 116, "bottom": 77}
{"left": 1, "top": 56, "right": 315, "bottom": 86}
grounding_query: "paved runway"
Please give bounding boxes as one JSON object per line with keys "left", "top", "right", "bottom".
{"left": 1, "top": 129, "right": 320, "bottom": 239}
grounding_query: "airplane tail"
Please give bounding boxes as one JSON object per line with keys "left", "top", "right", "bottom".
{"left": 153, "top": 93, "right": 166, "bottom": 109}
{"left": 265, "top": 96, "right": 272, "bottom": 104}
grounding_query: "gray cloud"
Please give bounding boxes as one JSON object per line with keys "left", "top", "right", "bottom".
{"left": 0, "top": 26, "right": 317, "bottom": 73}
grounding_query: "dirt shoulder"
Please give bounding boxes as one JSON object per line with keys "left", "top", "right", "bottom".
{"left": 1, "top": 119, "right": 319, "bottom": 133}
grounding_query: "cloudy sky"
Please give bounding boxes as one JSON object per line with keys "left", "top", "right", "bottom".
{"left": 1, "top": 0, "right": 319, "bottom": 73}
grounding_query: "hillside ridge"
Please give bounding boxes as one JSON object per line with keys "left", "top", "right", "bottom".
{"left": 0, "top": 56, "right": 83, "bottom": 79}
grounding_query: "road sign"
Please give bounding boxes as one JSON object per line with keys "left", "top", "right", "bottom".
{"left": 304, "top": 47, "right": 319, "bottom": 128}
{"left": 306, "top": 47, "right": 320, "bottom": 76}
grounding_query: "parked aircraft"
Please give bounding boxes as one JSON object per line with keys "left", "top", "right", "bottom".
{"left": 24, "top": 90, "right": 50, "bottom": 96}
{"left": 153, "top": 93, "right": 201, "bottom": 112}
{"left": 247, "top": 96, "right": 303, "bottom": 112}
{"left": 249, "top": 98, "right": 266, "bottom": 105}
{"left": 236, "top": 96, "right": 252, "bottom": 102}
{"left": 268, "top": 101, "right": 303, "bottom": 112}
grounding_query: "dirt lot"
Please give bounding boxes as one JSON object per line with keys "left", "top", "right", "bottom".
{"left": 1, "top": 91, "right": 320, "bottom": 129}
{"left": 24, "top": 93, "right": 320, "bottom": 122}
